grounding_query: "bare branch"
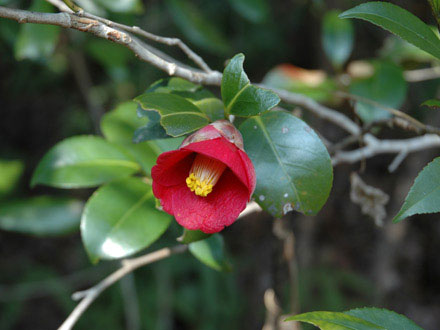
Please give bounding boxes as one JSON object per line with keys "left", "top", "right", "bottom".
{"left": 268, "top": 87, "right": 361, "bottom": 135}
{"left": 335, "top": 91, "right": 440, "bottom": 136}
{"left": 404, "top": 66, "right": 440, "bottom": 82}
{"left": 0, "top": 7, "right": 222, "bottom": 85}
{"left": 58, "top": 245, "right": 188, "bottom": 330}
{"left": 79, "top": 12, "right": 213, "bottom": 73}
{"left": 332, "top": 134, "right": 440, "bottom": 165}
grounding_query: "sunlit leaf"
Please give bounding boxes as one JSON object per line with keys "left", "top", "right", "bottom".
{"left": 286, "top": 311, "right": 384, "bottom": 329}
{"left": 81, "top": 177, "right": 172, "bottom": 263}
{"left": 32, "top": 136, "right": 140, "bottom": 188}
{"left": 421, "top": 98, "right": 440, "bottom": 110}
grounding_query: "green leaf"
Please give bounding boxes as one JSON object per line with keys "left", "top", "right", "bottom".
{"left": 393, "top": 157, "right": 440, "bottom": 222}
{"left": 350, "top": 61, "right": 407, "bottom": 123}
{"left": 286, "top": 311, "right": 384, "bottom": 330}
{"left": 228, "top": 0, "right": 269, "bottom": 23}
{"left": 14, "top": 0, "right": 60, "bottom": 61}
{"left": 133, "top": 107, "right": 170, "bottom": 142}
{"left": 192, "top": 98, "right": 225, "bottom": 122}
{"left": 134, "top": 92, "right": 210, "bottom": 137}
{"left": 222, "top": 54, "right": 280, "bottom": 116}
{"left": 240, "top": 111, "right": 333, "bottom": 217}
{"left": 94, "top": 0, "right": 143, "bottom": 13}
{"left": 81, "top": 177, "right": 172, "bottom": 262}
{"left": 322, "top": 10, "right": 354, "bottom": 68}
{"left": 145, "top": 77, "right": 225, "bottom": 122}
{"left": 0, "top": 159, "right": 24, "bottom": 197}
{"left": 166, "top": 0, "right": 230, "bottom": 54}
{"left": 189, "top": 234, "right": 231, "bottom": 271}
{"left": 0, "top": 196, "right": 83, "bottom": 236}
{"left": 421, "top": 98, "right": 440, "bottom": 109}
{"left": 340, "top": 2, "right": 440, "bottom": 60}
{"left": 379, "top": 34, "right": 437, "bottom": 63}
{"left": 32, "top": 136, "right": 140, "bottom": 188}
{"left": 101, "top": 101, "right": 171, "bottom": 175}
{"left": 177, "top": 229, "right": 211, "bottom": 244}
{"left": 345, "top": 308, "right": 423, "bottom": 330}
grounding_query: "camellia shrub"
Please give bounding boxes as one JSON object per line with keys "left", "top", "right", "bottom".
{"left": 2, "top": 0, "right": 440, "bottom": 329}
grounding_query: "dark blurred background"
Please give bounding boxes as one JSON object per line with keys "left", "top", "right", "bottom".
{"left": 1, "top": 0, "right": 440, "bottom": 329}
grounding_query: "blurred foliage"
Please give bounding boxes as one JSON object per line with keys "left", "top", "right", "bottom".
{"left": 1, "top": 0, "right": 440, "bottom": 329}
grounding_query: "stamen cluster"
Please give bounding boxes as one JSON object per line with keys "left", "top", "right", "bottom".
{"left": 186, "top": 154, "right": 226, "bottom": 197}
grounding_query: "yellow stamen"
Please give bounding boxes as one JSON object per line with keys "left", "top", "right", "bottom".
{"left": 186, "top": 154, "right": 226, "bottom": 197}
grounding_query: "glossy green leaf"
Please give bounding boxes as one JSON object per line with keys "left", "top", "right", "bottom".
{"left": 394, "top": 157, "right": 440, "bottom": 222}
{"left": 189, "top": 234, "right": 230, "bottom": 271}
{"left": 350, "top": 61, "right": 407, "bottom": 123}
{"left": 134, "top": 92, "right": 210, "bottom": 137}
{"left": 345, "top": 308, "right": 423, "bottom": 330}
{"left": 240, "top": 111, "right": 333, "bottom": 217}
{"left": 166, "top": 0, "right": 230, "bottom": 54}
{"left": 0, "top": 159, "right": 24, "bottom": 197}
{"left": 322, "top": 10, "right": 354, "bottom": 68}
{"left": 32, "top": 136, "right": 140, "bottom": 188}
{"left": 14, "top": 0, "right": 60, "bottom": 61}
{"left": 192, "top": 98, "right": 225, "bottom": 121}
{"left": 81, "top": 177, "right": 172, "bottom": 262}
{"left": 145, "top": 77, "right": 225, "bottom": 122}
{"left": 340, "top": 2, "right": 440, "bottom": 60}
{"left": 222, "top": 54, "right": 280, "bottom": 116}
{"left": 0, "top": 196, "right": 83, "bottom": 236}
{"left": 101, "top": 102, "right": 182, "bottom": 175}
{"left": 228, "top": 0, "right": 269, "bottom": 23}
{"left": 421, "top": 98, "right": 440, "bottom": 109}
{"left": 379, "top": 35, "right": 436, "bottom": 63}
{"left": 178, "top": 229, "right": 211, "bottom": 244}
{"left": 286, "top": 311, "right": 384, "bottom": 330}
{"left": 133, "top": 107, "right": 170, "bottom": 142}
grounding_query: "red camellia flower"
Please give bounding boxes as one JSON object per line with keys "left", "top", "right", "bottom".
{"left": 151, "top": 120, "right": 256, "bottom": 233}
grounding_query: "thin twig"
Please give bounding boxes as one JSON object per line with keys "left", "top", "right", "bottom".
{"left": 79, "top": 12, "right": 213, "bottom": 73}
{"left": 332, "top": 134, "right": 440, "bottom": 165}
{"left": 335, "top": 91, "right": 440, "bottom": 136}
{"left": 404, "top": 67, "right": 440, "bottom": 82}
{"left": 0, "top": 7, "right": 222, "bottom": 85}
{"left": 58, "top": 245, "right": 188, "bottom": 330}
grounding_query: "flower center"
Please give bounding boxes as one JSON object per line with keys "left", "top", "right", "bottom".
{"left": 186, "top": 154, "right": 226, "bottom": 197}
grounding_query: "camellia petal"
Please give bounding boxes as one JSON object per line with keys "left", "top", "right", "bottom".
{"left": 151, "top": 120, "right": 256, "bottom": 233}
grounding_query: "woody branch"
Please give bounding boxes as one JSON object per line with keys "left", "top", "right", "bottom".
{"left": 1, "top": 5, "right": 440, "bottom": 168}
